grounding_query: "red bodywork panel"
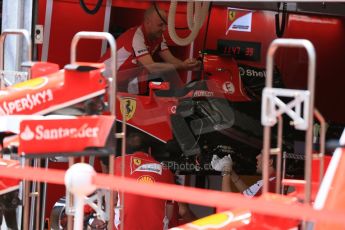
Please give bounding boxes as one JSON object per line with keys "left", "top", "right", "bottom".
{"left": 175, "top": 194, "right": 300, "bottom": 229}
{"left": 204, "top": 54, "right": 251, "bottom": 102}
{"left": 18, "top": 116, "right": 114, "bottom": 155}
{"left": 282, "top": 155, "right": 332, "bottom": 202}
{"left": 313, "top": 148, "right": 345, "bottom": 230}
{"left": 174, "top": 209, "right": 252, "bottom": 230}
{"left": 116, "top": 92, "right": 177, "bottom": 142}
{"left": 0, "top": 62, "right": 107, "bottom": 115}
{"left": 29, "top": 62, "right": 60, "bottom": 79}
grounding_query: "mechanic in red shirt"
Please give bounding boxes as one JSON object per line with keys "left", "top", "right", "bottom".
{"left": 113, "top": 132, "right": 195, "bottom": 230}
{"left": 211, "top": 151, "right": 277, "bottom": 197}
{"left": 101, "top": 5, "right": 200, "bottom": 94}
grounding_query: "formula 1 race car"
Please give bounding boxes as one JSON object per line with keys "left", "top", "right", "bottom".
{"left": 0, "top": 46, "right": 295, "bottom": 176}
{"left": 114, "top": 51, "right": 294, "bottom": 175}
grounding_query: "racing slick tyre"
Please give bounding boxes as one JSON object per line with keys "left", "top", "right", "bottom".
{"left": 49, "top": 197, "right": 67, "bottom": 230}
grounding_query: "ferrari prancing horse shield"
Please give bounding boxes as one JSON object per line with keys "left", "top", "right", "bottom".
{"left": 228, "top": 10, "right": 236, "bottom": 21}
{"left": 120, "top": 97, "right": 136, "bottom": 121}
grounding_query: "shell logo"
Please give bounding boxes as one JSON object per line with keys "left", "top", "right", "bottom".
{"left": 137, "top": 175, "right": 155, "bottom": 184}
{"left": 12, "top": 77, "right": 48, "bottom": 90}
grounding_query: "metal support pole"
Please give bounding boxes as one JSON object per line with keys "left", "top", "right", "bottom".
{"left": 120, "top": 115, "right": 127, "bottom": 230}
{"left": 40, "top": 158, "right": 49, "bottom": 230}
{"left": 23, "top": 158, "right": 30, "bottom": 230}
{"left": 70, "top": 31, "right": 117, "bottom": 229}
{"left": 101, "top": 0, "right": 112, "bottom": 56}
{"left": 41, "top": 0, "right": 53, "bottom": 62}
{"left": 66, "top": 157, "right": 75, "bottom": 230}
{"left": 262, "top": 39, "right": 316, "bottom": 201}
{"left": 281, "top": 152, "right": 287, "bottom": 194}
{"left": 275, "top": 116, "right": 283, "bottom": 194}
{"left": 29, "top": 159, "right": 39, "bottom": 230}
{"left": 314, "top": 109, "right": 326, "bottom": 184}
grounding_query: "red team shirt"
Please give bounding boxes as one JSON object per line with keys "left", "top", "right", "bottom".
{"left": 114, "top": 152, "right": 177, "bottom": 230}
{"left": 101, "top": 25, "right": 169, "bottom": 93}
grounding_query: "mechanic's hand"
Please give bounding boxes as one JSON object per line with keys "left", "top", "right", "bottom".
{"left": 211, "top": 154, "right": 233, "bottom": 172}
{"left": 183, "top": 58, "right": 201, "bottom": 71}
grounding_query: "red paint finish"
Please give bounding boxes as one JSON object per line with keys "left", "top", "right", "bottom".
{"left": 314, "top": 148, "right": 345, "bottom": 229}
{"left": 37, "top": 0, "right": 107, "bottom": 67}
{"left": 281, "top": 15, "right": 345, "bottom": 123}
{"left": 116, "top": 92, "right": 178, "bottom": 142}
{"left": 204, "top": 6, "right": 345, "bottom": 122}
{"left": 19, "top": 116, "right": 114, "bottom": 154}
{"left": 204, "top": 54, "right": 251, "bottom": 101}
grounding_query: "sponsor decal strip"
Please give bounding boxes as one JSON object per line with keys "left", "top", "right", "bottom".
{"left": 0, "top": 89, "right": 105, "bottom": 115}
{"left": 33, "top": 90, "right": 105, "bottom": 115}
{"left": 193, "top": 90, "right": 214, "bottom": 97}
{"left": 130, "top": 157, "right": 162, "bottom": 175}
{"left": 0, "top": 89, "right": 54, "bottom": 115}
{"left": 19, "top": 116, "right": 114, "bottom": 154}
{"left": 21, "top": 123, "right": 99, "bottom": 141}
{"left": 132, "top": 163, "right": 163, "bottom": 175}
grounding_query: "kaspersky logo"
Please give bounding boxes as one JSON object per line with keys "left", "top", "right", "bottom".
{"left": 0, "top": 89, "right": 54, "bottom": 115}
{"left": 20, "top": 124, "right": 99, "bottom": 141}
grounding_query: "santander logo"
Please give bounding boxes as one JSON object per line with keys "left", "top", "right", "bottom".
{"left": 20, "top": 126, "right": 35, "bottom": 141}
{"left": 20, "top": 124, "right": 99, "bottom": 141}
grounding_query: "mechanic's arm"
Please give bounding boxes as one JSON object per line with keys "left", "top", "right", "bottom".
{"left": 137, "top": 54, "right": 177, "bottom": 74}
{"left": 229, "top": 170, "right": 248, "bottom": 193}
{"left": 211, "top": 155, "right": 248, "bottom": 193}
{"left": 159, "top": 50, "right": 200, "bottom": 71}
{"left": 220, "top": 173, "right": 232, "bottom": 192}
{"left": 178, "top": 202, "right": 197, "bottom": 222}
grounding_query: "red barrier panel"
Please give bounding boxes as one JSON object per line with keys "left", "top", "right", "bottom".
{"left": 0, "top": 166, "right": 344, "bottom": 226}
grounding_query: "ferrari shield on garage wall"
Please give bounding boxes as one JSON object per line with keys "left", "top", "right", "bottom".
{"left": 226, "top": 8, "right": 253, "bottom": 34}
